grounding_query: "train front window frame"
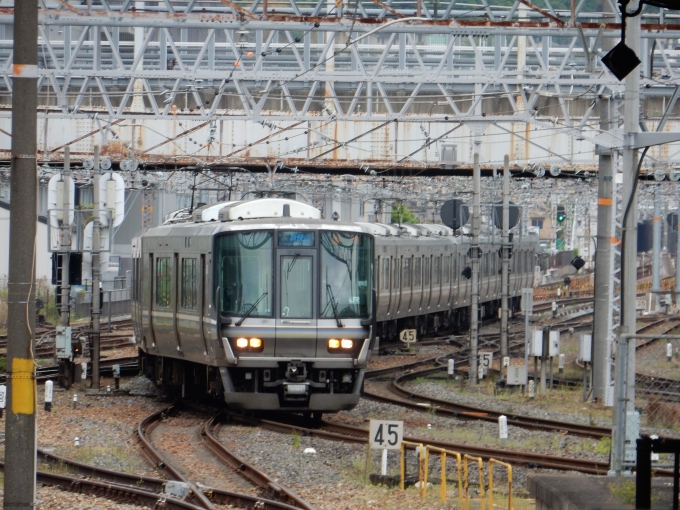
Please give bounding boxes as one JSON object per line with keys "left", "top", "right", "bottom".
{"left": 215, "top": 231, "right": 274, "bottom": 318}
{"left": 320, "top": 231, "right": 373, "bottom": 319}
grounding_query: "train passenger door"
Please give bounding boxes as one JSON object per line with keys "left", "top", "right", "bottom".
{"left": 275, "top": 246, "right": 317, "bottom": 357}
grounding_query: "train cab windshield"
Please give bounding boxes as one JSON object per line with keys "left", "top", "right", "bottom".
{"left": 215, "top": 229, "right": 372, "bottom": 320}
{"left": 320, "top": 232, "right": 372, "bottom": 318}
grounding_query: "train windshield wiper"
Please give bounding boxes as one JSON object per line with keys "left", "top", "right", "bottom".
{"left": 236, "top": 292, "right": 268, "bottom": 326}
{"left": 326, "top": 285, "right": 344, "bottom": 328}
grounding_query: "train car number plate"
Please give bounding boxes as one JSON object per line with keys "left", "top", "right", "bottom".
{"left": 285, "top": 384, "right": 307, "bottom": 394}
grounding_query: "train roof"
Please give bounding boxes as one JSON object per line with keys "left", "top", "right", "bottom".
{"left": 143, "top": 198, "right": 538, "bottom": 245}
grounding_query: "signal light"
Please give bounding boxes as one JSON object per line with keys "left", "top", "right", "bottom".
{"left": 556, "top": 205, "right": 566, "bottom": 224}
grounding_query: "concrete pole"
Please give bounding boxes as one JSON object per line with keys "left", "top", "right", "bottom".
{"left": 592, "top": 98, "right": 614, "bottom": 402}
{"left": 500, "top": 155, "right": 510, "bottom": 362}
{"left": 92, "top": 146, "right": 101, "bottom": 390}
{"left": 652, "top": 186, "right": 661, "bottom": 311}
{"left": 60, "top": 148, "right": 71, "bottom": 330}
{"left": 541, "top": 326, "right": 549, "bottom": 393}
{"left": 676, "top": 194, "right": 680, "bottom": 306}
{"left": 621, "top": 6, "right": 640, "bottom": 418}
{"left": 613, "top": 1, "right": 641, "bottom": 475}
{"left": 470, "top": 153, "right": 481, "bottom": 384}
{"left": 4, "top": 1, "right": 38, "bottom": 508}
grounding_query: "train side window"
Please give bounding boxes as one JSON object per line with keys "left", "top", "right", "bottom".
{"left": 414, "top": 257, "right": 422, "bottom": 287}
{"left": 180, "top": 258, "right": 198, "bottom": 310}
{"left": 393, "top": 258, "right": 400, "bottom": 288}
{"left": 442, "top": 255, "right": 450, "bottom": 284}
{"left": 402, "top": 257, "right": 411, "bottom": 287}
{"left": 381, "top": 258, "right": 390, "bottom": 291}
{"left": 520, "top": 250, "right": 525, "bottom": 273}
{"left": 423, "top": 257, "right": 430, "bottom": 286}
{"left": 433, "top": 256, "right": 441, "bottom": 285}
{"left": 155, "top": 257, "right": 172, "bottom": 308}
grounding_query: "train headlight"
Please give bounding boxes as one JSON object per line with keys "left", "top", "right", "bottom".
{"left": 341, "top": 339, "right": 354, "bottom": 349}
{"left": 328, "top": 339, "right": 353, "bottom": 350}
{"left": 249, "top": 338, "right": 262, "bottom": 349}
{"left": 236, "top": 337, "right": 249, "bottom": 349}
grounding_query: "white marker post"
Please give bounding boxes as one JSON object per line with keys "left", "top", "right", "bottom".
{"left": 44, "top": 380, "right": 53, "bottom": 412}
{"left": 72, "top": 394, "right": 78, "bottom": 409}
{"left": 558, "top": 353, "right": 565, "bottom": 374}
{"left": 499, "top": 415, "right": 508, "bottom": 443}
{"left": 447, "top": 359, "right": 455, "bottom": 379}
{"left": 81, "top": 362, "right": 88, "bottom": 380}
{"left": 528, "top": 380, "right": 535, "bottom": 399}
{"left": 74, "top": 437, "right": 80, "bottom": 447}
{"left": 381, "top": 449, "right": 388, "bottom": 476}
{"left": 650, "top": 434, "right": 659, "bottom": 462}
{"left": 0, "top": 384, "right": 6, "bottom": 418}
{"left": 113, "top": 364, "right": 121, "bottom": 390}
{"left": 552, "top": 301, "right": 557, "bottom": 317}
{"left": 667, "top": 342, "right": 673, "bottom": 362}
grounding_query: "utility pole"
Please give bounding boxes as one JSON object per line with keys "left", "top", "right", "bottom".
{"left": 592, "top": 98, "right": 614, "bottom": 403}
{"left": 470, "top": 153, "right": 480, "bottom": 384}
{"left": 60, "top": 148, "right": 71, "bottom": 331}
{"left": 613, "top": 0, "right": 641, "bottom": 475}
{"left": 651, "top": 186, "right": 661, "bottom": 312}
{"left": 92, "top": 146, "right": 101, "bottom": 390}
{"left": 4, "top": 1, "right": 38, "bottom": 509}
{"left": 676, "top": 190, "right": 680, "bottom": 306}
{"left": 500, "top": 155, "right": 510, "bottom": 363}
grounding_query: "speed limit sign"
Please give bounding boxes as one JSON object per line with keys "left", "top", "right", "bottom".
{"left": 369, "top": 420, "right": 403, "bottom": 449}
{"left": 399, "top": 330, "right": 417, "bottom": 343}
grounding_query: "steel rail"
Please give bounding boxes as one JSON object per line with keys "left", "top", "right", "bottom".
{"left": 200, "top": 416, "right": 314, "bottom": 510}
{"left": 0, "top": 461, "right": 206, "bottom": 510}
{"left": 136, "top": 406, "right": 217, "bottom": 510}
{"left": 230, "top": 412, "right": 613, "bottom": 475}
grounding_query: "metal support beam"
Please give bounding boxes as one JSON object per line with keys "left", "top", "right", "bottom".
{"left": 470, "top": 152, "right": 480, "bottom": 385}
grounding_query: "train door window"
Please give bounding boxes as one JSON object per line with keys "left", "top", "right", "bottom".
{"left": 482, "top": 253, "right": 488, "bottom": 277}
{"left": 155, "top": 257, "right": 172, "bottom": 308}
{"left": 442, "top": 255, "right": 450, "bottom": 284}
{"left": 414, "top": 257, "right": 422, "bottom": 287}
{"left": 393, "top": 258, "right": 400, "bottom": 289}
{"left": 453, "top": 254, "right": 458, "bottom": 282}
{"left": 402, "top": 257, "right": 411, "bottom": 287}
{"left": 381, "top": 258, "right": 390, "bottom": 291}
{"left": 180, "top": 258, "right": 198, "bottom": 310}
{"left": 423, "top": 257, "right": 430, "bottom": 287}
{"left": 281, "top": 255, "right": 313, "bottom": 318}
{"left": 433, "top": 256, "right": 441, "bottom": 286}
{"left": 132, "top": 258, "right": 139, "bottom": 301}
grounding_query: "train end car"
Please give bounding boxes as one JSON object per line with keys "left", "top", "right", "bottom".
{"left": 132, "top": 198, "right": 375, "bottom": 414}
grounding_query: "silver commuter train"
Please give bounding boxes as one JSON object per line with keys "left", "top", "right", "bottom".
{"left": 131, "top": 197, "right": 537, "bottom": 413}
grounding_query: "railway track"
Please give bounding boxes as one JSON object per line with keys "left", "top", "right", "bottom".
{"left": 137, "top": 404, "right": 314, "bottom": 510}
{"left": 230, "top": 412, "right": 613, "bottom": 475}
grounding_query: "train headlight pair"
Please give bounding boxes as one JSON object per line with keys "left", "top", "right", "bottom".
{"left": 328, "top": 338, "right": 354, "bottom": 350}
{"left": 235, "top": 337, "right": 263, "bottom": 351}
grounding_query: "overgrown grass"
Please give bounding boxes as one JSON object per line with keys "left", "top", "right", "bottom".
{"left": 291, "top": 429, "right": 301, "bottom": 449}
{"left": 609, "top": 479, "right": 636, "bottom": 505}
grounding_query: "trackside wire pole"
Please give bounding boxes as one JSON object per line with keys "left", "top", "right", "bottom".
{"left": 500, "top": 155, "right": 510, "bottom": 363}
{"left": 4, "top": 1, "right": 38, "bottom": 509}
{"left": 613, "top": 1, "right": 641, "bottom": 475}
{"left": 592, "top": 98, "right": 614, "bottom": 403}
{"left": 470, "top": 153, "right": 480, "bottom": 385}
{"left": 652, "top": 186, "right": 661, "bottom": 312}
{"left": 92, "top": 146, "right": 101, "bottom": 390}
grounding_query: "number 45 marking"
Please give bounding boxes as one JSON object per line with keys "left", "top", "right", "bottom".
{"left": 369, "top": 420, "right": 403, "bottom": 450}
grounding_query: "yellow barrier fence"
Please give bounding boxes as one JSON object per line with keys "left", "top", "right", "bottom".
{"left": 400, "top": 440, "right": 424, "bottom": 494}
{"left": 463, "top": 454, "right": 485, "bottom": 510}
{"left": 423, "top": 446, "right": 463, "bottom": 505}
{"left": 489, "top": 458, "right": 513, "bottom": 510}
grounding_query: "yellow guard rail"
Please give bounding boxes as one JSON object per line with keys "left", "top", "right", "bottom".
{"left": 423, "top": 445, "right": 463, "bottom": 505}
{"left": 463, "top": 454, "right": 485, "bottom": 510}
{"left": 489, "top": 458, "right": 513, "bottom": 510}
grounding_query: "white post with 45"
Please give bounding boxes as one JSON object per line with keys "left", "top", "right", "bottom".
{"left": 399, "top": 330, "right": 417, "bottom": 344}
{"left": 369, "top": 420, "right": 404, "bottom": 476}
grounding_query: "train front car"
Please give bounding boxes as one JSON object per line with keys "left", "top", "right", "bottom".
{"left": 213, "top": 201, "right": 375, "bottom": 413}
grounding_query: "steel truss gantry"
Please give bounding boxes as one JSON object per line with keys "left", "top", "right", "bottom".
{"left": 0, "top": 1, "right": 677, "bottom": 170}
